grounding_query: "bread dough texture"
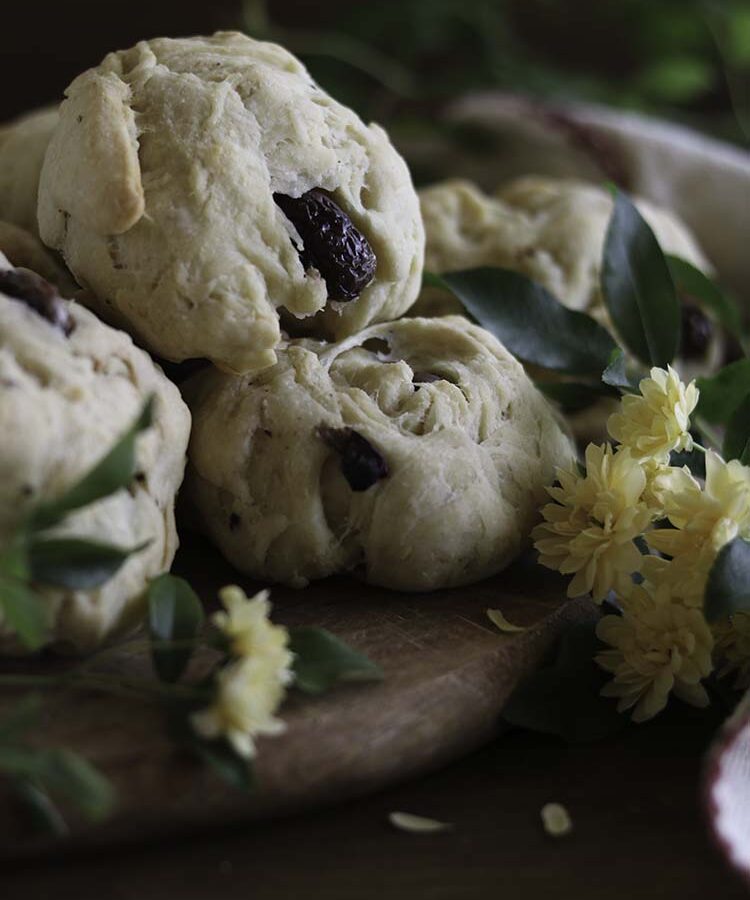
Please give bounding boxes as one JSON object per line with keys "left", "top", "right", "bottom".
{"left": 417, "top": 176, "right": 710, "bottom": 315}
{"left": 0, "top": 253, "right": 191, "bottom": 652}
{"left": 185, "top": 316, "right": 574, "bottom": 592}
{"left": 0, "top": 106, "right": 59, "bottom": 237}
{"left": 0, "top": 220, "right": 77, "bottom": 296}
{"left": 38, "top": 32, "right": 424, "bottom": 373}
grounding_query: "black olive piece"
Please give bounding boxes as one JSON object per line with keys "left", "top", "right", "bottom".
{"left": 229, "top": 513, "right": 241, "bottom": 532}
{"left": 274, "top": 189, "right": 376, "bottom": 302}
{"left": 412, "top": 371, "right": 442, "bottom": 385}
{"left": 0, "top": 268, "right": 74, "bottom": 336}
{"left": 680, "top": 303, "right": 713, "bottom": 360}
{"left": 319, "top": 426, "right": 388, "bottom": 492}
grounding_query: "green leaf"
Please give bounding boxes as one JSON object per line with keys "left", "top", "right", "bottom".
{"left": 601, "top": 347, "right": 641, "bottom": 393}
{"left": 165, "top": 699, "right": 253, "bottom": 791}
{"left": 726, "top": 6, "right": 750, "bottom": 66}
{"left": 696, "top": 360, "right": 750, "bottom": 425}
{"left": 535, "top": 381, "right": 615, "bottom": 413}
{"left": 0, "top": 694, "right": 43, "bottom": 741}
{"left": 667, "top": 255, "right": 743, "bottom": 338}
{"left": 289, "top": 627, "right": 383, "bottom": 695}
{"left": 147, "top": 574, "right": 205, "bottom": 683}
{"left": 0, "top": 744, "right": 35, "bottom": 774}
{"left": 0, "top": 745, "right": 114, "bottom": 821}
{"left": 28, "top": 538, "right": 147, "bottom": 590}
{"left": 191, "top": 737, "right": 255, "bottom": 792}
{"left": 502, "top": 620, "right": 627, "bottom": 742}
{"left": 636, "top": 56, "right": 714, "bottom": 102}
{"left": 0, "top": 535, "right": 29, "bottom": 582}
{"left": 723, "top": 394, "right": 750, "bottom": 464}
{"left": 35, "top": 749, "right": 116, "bottom": 821}
{"left": 425, "top": 269, "right": 617, "bottom": 375}
{"left": 11, "top": 779, "right": 69, "bottom": 837}
{"left": 704, "top": 538, "right": 750, "bottom": 622}
{"left": 601, "top": 190, "right": 681, "bottom": 368}
{"left": 29, "top": 398, "right": 154, "bottom": 531}
{"left": 0, "top": 578, "right": 49, "bottom": 650}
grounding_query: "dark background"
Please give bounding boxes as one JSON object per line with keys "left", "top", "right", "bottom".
{"left": 1, "top": 5, "right": 748, "bottom": 895}
{"left": 2, "top": 0, "right": 748, "bottom": 150}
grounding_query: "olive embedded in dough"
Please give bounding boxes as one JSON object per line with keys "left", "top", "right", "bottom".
{"left": 37, "top": 32, "right": 424, "bottom": 373}
{"left": 318, "top": 426, "right": 389, "bottom": 491}
{"left": 184, "top": 316, "right": 574, "bottom": 592}
{"left": 0, "top": 252, "right": 191, "bottom": 653}
{"left": 274, "top": 190, "right": 377, "bottom": 302}
{"left": 0, "top": 267, "right": 73, "bottom": 335}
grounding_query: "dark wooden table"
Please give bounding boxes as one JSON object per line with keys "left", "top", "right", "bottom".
{"left": 3, "top": 703, "right": 744, "bottom": 899}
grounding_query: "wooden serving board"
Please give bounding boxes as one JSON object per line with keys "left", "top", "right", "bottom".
{"left": 0, "top": 534, "right": 592, "bottom": 857}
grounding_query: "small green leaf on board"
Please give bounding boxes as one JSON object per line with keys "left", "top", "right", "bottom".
{"left": 147, "top": 574, "right": 205, "bottom": 683}
{"left": 290, "top": 627, "right": 383, "bottom": 695}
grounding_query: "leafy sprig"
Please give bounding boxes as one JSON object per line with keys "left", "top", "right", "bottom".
{"left": 0, "top": 573, "right": 385, "bottom": 817}
{"left": 0, "top": 400, "right": 156, "bottom": 650}
{"left": 144, "top": 575, "right": 384, "bottom": 790}
{"left": 0, "top": 696, "right": 115, "bottom": 835}
{"left": 0, "top": 399, "right": 383, "bottom": 820}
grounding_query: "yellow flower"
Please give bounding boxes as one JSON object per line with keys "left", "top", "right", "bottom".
{"left": 640, "top": 457, "right": 675, "bottom": 517}
{"left": 596, "top": 580, "right": 714, "bottom": 722}
{"left": 212, "top": 585, "right": 290, "bottom": 661}
{"left": 713, "top": 612, "right": 750, "bottom": 690}
{"left": 639, "top": 554, "right": 703, "bottom": 609}
{"left": 533, "top": 444, "right": 652, "bottom": 601}
{"left": 646, "top": 452, "right": 750, "bottom": 604}
{"left": 191, "top": 586, "right": 294, "bottom": 758}
{"left": 607, "top": 366, "right": 698, "bottom": 462}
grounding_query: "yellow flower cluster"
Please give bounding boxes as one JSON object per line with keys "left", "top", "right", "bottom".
{"left": 533, "top": 444, "right": 651, "bottom": 601}
{"left": 646, "top": 452, "right": 750, "bottom": 606}
{"left": 608, "top": 365, "right": 699, "bottom": 462}
{"left": 534, "top": 366, "right": 750, "bottom": 721}
{"left": 596, "top": 580, "right": 713, "bottom": 722}
{"left": 191, "top": 586, "right": 294, "bottom": 758}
